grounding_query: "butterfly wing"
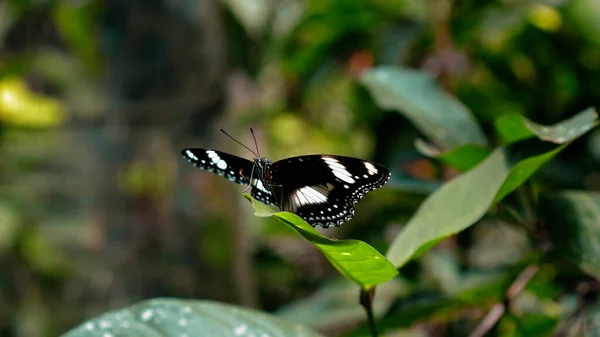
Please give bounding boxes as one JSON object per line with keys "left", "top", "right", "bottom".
{"left": 269, "top": 155, "right": 390, "bottom": 228}
{"left": 181, "top": 148, "right": 277, "bottom": 206}
{"left": 181, "top": 148, "right": 254, "bottom": 185}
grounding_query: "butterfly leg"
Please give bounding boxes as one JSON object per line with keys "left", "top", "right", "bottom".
{"left": 242, "top": 165, "right": 256, "bottom": 193}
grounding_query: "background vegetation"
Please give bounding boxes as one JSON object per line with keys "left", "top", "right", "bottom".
{"left": 1, "top": 0, "right": 600, "bottom": 336}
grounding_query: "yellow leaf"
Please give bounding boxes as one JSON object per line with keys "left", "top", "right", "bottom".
{"left": 529, "top": 4, "right": 562, "bottom": 32}
{"left": 0, "top": 76, "right": 65, "bottom": 127}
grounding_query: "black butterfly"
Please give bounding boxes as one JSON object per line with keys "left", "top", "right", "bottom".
{"left": 181, "top": 132, "right": 390, "bottom": 228}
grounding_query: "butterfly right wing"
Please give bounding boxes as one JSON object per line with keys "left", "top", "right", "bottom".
{"left": 269, "top": 155, "right": 390, "bottom": 228}
{"left": 181, "top": 148, "right": 254, "bottom": 185}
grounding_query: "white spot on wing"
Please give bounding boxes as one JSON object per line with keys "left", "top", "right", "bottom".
{"left": 185, "top": 150, "right": 198, "bottom": 160}
{"left": 253, "top": 179, "right": 268, "bottom": 192}
{"left": 322, "top": 157, "right": 356, "bottom": 184}
{"left": 294, "top": 190, "right": 309, "bottom": 206}
{"left": 304, "top": 186, "right": 328, "bottom": 203}
{"left": 364, "top": 162, "right": 378, "bottom": 175}
{"left": 217, "top": 160, "right": 227, "bottom": 170}
{"left": 293, "top": 186, "right": 329, "bottom": 206}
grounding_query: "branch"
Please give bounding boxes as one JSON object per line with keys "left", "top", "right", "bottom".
{"left": 469, "top": 264, "right": 539, "bottom": 337}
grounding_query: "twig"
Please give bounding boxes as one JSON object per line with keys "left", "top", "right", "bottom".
{"left": 360, "top": 288, "right": 379, "bottom": 337}
{"left": 469, "top": 304, "right": 505, "bottom": 337}
{"left": 469, "top": 264, "right": 539, "bottom": 337}
{"left": 507, "top": 265, "right": 539, "bottom": 299}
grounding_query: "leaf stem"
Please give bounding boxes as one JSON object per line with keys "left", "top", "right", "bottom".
{"left": 360, "top": 288, "right": 379, "bottom": 337}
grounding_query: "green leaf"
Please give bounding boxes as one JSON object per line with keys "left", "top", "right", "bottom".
{"left": 386, "top": 147, "right": 507, "bottom": 268}
{"left": 438, "top": 145, "right": 492, "bottom": 172}
{"left": 360, "top": 66, "right": 487, "bottom": 149}
{"left": 495, "top": 114, "right": 534, "bottom": 144}
{"left": 53, "top": 0, "right": 101, "bottom": 73}
{"left": 386, "top": 109, "right": 596, "bottom": 269}
{"left": 502, "top": 314, "right": 559, "bottom": 337}
{"left": 522, "top": 108, "right": 598, "bottom": 143}
{"left": 0, "top": 2, "right": 17, "bottom": 44}
{"left": 222, "top": 0, "right": 274, "bottom": 38}
{"left": 493, "top": 143, "right": 565, "bottom": 203}
{"left": 566, "top": 0, "right": 600, "bottom": 45}
{"left": 244, "top": 195, "right": 398, "bottom": 289}
{"left": 538, "top": 191, "right": 600, "bottom": 280}
{"left": 62, "top": 298, "right": 325, "bottom": 337}
{"left": 415, "top": 139, "right": 492, "bottom": 172}
{"left": 0, "top": 201, "right": 19, "bottom": 256}
{"left": 424, "top": 109, "right": 598, "bottom": 173}
{"left": 495, "top": 108, "right": 598, "bottom": 144}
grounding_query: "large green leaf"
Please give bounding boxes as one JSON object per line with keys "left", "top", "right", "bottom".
{"left": 538, "top": 191, "right": 600, "bottom": 280}
{"left": 386, "top": 146, "right": 506, "bottom": 268}
{"left": 62, "top": 298, "right": 325, "bottom": 337}
{"left": 245, "top": 195, "right": 398, "bottom": 289}
{"left": 495, "top": 108, "right": 598, "bottom": 144}
{"left": 360, "top": 66, "right": 487, "bottom": 149}
{"left": 386, "top": 125, "right": 595, "bottom": 269}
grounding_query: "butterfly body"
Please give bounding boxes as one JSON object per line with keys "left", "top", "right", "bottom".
{"left": 182, "top": 148, "right": 390, "bottom": 228}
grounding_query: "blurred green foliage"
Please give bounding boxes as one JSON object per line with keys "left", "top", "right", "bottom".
{"left": 1, "top": 0, "right": 600, "bottom": 336}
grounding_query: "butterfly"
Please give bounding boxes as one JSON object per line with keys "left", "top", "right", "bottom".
{"left": 181, "top": 130, "right": 391, "bottom": 228}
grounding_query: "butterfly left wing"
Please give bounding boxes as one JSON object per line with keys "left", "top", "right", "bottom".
{"left": 181, "top": 148, "right": 277, "bottom": 206}
{"left": 269, "top": 155, "right": 390, "bottom": 228}
{"left": 181, "top": 148, "right": 254, "bottom": 185}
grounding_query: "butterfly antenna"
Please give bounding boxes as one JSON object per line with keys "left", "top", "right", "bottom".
{"left": 250, "top": 128, "right": 261, "bottom": 157}
{"left": 220, "top": 129, "right": 258, "bottom": 157}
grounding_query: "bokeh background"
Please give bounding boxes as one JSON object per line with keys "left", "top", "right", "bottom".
{"left": 1, "top": 0, "right": 600, "bottom": 336}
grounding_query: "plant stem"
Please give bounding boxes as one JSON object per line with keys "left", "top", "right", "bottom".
{"left": 360, "top": 288, "right": 378, "bottom": 337}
